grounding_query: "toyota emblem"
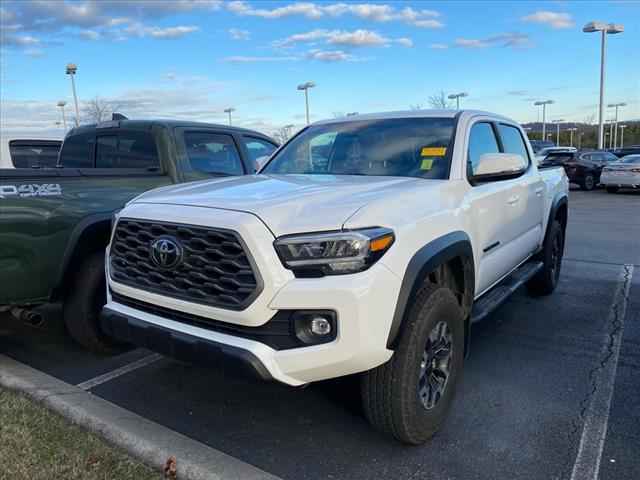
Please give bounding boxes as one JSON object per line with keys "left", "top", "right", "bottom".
{"left": 150, "top": 236, "right": 183, "bottom": 269}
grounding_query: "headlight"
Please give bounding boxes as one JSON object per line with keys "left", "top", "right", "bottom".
{"left": 274, "top": 227, "right": 395, "bottom": 276}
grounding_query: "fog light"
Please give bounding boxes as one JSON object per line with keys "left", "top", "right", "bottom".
{"left": 311, "top": 317, "right": 332, "bottom": 335}
{"left": 292, "top": 310, "right": 337, "bottom": 345}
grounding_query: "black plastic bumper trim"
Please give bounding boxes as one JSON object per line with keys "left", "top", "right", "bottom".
{"left": 100, "top": 306, "right": 273, "bottom": 382}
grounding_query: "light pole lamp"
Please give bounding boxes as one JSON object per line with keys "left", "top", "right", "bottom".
{"left": 534, "top": 100, "right": 554, "bottom": 142}
{"left": 552, "top": 119, "right": 564, "bottom": 145}
{"left": 607, "top": 102, "right": 626, "bottom": 149}
{"left": 65, "top": 63, "right": 80, "bottom": 127}
{"left": 57, "top": 101, "right": 67, "bottom": 130}
{"left": 583, "top": 21, "right": 624, "bottom": 149}
{"left": 619, "top": 125, "right": 627, "bottom": 148}
{"left": 447, "top": 92, "right": 468, "bottom": 110}
{"left": 297, "top": 81, "right": 316, "bottom": 125}
{"left": 224, "top": 107, "right": 235, "bottom": 126}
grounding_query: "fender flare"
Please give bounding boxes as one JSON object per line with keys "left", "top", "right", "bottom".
{"left": 546, "top": 192, "right": 568, "bottom": 238}
{"left": 386, "top": 231, "right": 475, "bottom": 348}
{"left": 52, "top": 212, "right": 112, "bottom": 299}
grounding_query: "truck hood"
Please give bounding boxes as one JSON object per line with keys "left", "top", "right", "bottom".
{"left": 131, "top": 174, "right": 426, "bottom": 236}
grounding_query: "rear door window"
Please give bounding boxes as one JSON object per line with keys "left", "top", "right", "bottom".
{"left": 96, "top": 131, "right": 159, "bottom": 169}
{"left": 498, "top": 124, "right": 530, "bottom": 163}
{"left": 59, "top": 132, "right": 95, "bottom": 168}
{"left": 183, "top": 131, "right": 244, "bottom": 175}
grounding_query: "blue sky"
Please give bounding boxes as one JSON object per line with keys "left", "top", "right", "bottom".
{"left": 1, "top": 1, "right": 638, "bottom": 137}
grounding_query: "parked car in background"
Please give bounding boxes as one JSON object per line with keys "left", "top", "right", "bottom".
{"left": 534, "top": 146, "right": 577, "bottom": 165}
{"left": 540, "top": 149, "right": 619, "bottom": 190}
{"left": 612, "top": 146, "right": 640, "bottom": 158}
{"left": 0, "top": 118, "right": 277, "bottom": 352}
{"left": 101, "top": 110, "right": 568, "bottom": 444}
{"left": 1, "top": 137, "right": 63, "bottom": 169}
{"left": 601, "top": 154, "right": 640, "bottom": 193}
{"left": 529, "top": 139, "right": 555, "bottom": 153}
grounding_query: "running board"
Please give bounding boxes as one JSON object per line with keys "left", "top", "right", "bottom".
{"left": 471, "top": 261, "right": 543, "bottom": 323}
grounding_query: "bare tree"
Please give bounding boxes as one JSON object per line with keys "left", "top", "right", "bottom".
{"left": 427, "top": 91, "right": 451, "bottom": 109}
{"left": 82, "top": 96, "right": 121, "bottom": 124}
{"left": 583, "top": 113, "right": 596, "bottom": 125}
{"left": 409, "top": 104, "right": 423, "bottom": 111}
{"left": 273, "top": 126, "right": 292, "bottom": 144}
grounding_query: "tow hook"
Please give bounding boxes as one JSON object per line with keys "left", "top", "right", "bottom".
{"left": 10, "top": 307, "right": 45, "bottom": 328}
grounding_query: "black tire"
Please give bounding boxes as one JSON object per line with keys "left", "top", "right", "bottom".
{"left": 64, "top": 251, "right": 123, "bottom": 354}
{"left": 527, "top": 220, "right": 564, "bottom": 296}
{"left": 606, "top": 186, "right": 619, "bottom": 194}
{"left": 361, "top": 283, "right": 464, "bottom": 445}
{"left": 580, "top": 173, "right": 595, "bottom": 191}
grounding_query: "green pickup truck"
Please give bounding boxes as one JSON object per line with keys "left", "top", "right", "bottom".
{"left": 0, "top": 118, "right": 277, "bottom": 352}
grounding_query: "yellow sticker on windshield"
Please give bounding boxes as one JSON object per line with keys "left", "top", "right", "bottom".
{"left": 421, "top": 147, "right": 446, "bottom": 157}
{"left": 420, "top": 159, "right": 434, "bottom": 170}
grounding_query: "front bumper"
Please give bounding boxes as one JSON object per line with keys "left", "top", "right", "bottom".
{"left": 104, "top": 260, "right": 399, "bottom": 385}
{"left": 101, "top": 306, "right": 273, "bottom": 381}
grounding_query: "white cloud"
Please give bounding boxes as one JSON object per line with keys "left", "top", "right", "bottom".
{"left": 522, "top": 11, "right": 574, "bottom": 29}
{"left": 275, "top": 29, "right": 413, "bottom": 49}
{"left": 225, "top": 2, "right": 443, "bottom": 27}
{"left": 228, "top": 28, "right": 250, "bottom": 40}
{"left": 227, "top": 1, "right": 324, "bottom": 19}
{"left": 327, "top": 29, "right": 388, "bottom": 47}
{"left": 124, "top": 23, "right": 199, "bottom": 39}
{"left": 429, "top": 43, "right": 448, "bottom": 49}
{"left": 223, "top": 55, "right": 299, "bottom": 63}
{"left": 306, "top": 49, "right": 355, "bottom": 62}
{"left": 395, "top": 37, "right": 413, "bottom": 48}
{"left": 455, "top": 32, "right": 531, "bottom": 49}
{"left": 2, "top": 34, "right": 41, "bottom": 47}
{"left": 79, "top": 29, "right": 100, "bottom": 40}
{"left": 412, "top": 19, "right": 443, "bottom": 29}
{"left": 455, "top": 38, "right": 490, "bottom": 48}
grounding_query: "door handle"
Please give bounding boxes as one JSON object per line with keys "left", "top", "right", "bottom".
{"left": 535, "top": 187, "right": 544, "bottom": 196}
{"left": 507, "top": 195, "right": 520, "bottom": 205}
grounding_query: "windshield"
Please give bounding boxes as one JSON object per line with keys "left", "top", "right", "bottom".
{"left": 263, "top": 118, "right": 455, "bottom": 179}
{"left": 620, "top": 155, "right": 640, "bottom": 164}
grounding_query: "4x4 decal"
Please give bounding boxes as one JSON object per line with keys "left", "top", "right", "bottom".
{"left": 0, "top": 183, "right": 63, "bottom": 198}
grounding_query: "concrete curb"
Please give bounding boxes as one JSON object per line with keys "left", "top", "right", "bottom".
{"left": 0, "top": 354, "right": 282, "bottom": 480}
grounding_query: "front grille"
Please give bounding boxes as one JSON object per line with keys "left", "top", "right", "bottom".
{"left": 109, "top": 219, "right": 262, "bottom": 310}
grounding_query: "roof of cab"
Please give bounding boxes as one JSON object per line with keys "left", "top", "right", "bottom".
{"left": 314, "top": 109, "right": 518, "bottom": 126}
{"left": 65, "top": 119, "right": 275, "bottom": 140}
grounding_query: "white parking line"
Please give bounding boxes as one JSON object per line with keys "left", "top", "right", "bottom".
{"left": 570, "top": 264, "right": 634, "bottom": 480}
{"left": 76, "top": 353, "right": 164, "bottom": 391}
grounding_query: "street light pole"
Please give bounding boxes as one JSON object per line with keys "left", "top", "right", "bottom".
{"left": 224, "top": 107, "right": 235, "bottom": 126}
{"left": 534, "top": 100, "right": 554, "bottom": 142}
{"left": 297, "top": 81, "right": 316, "bottom": 125}
{"left": 583, "top": 21, "right": 624, "bottom": 149}
{"left": 65, "top": 63, "right": 80, "bottom": 127}
{"left": 607, "top": 102, "right": 626, "bottom": 149}
{"left": 552, "top": 119, "right": 564, "bottom": 145}
{"left": 447, "top": 92, "right": 468, "bottom": 110}
{"left": 57, "top": 101, "right": 67, "bottom": 130}
{"left": 568, "top": 128, "right": 577, "bottom": 147}
{"left": 619, "top": 125, "right": 627, "bottom": 148}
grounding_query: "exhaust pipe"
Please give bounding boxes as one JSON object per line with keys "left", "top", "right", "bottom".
{"left": 10, "top": 307, "right": 45, "bottom": 328}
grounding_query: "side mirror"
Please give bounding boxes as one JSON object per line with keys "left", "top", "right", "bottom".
{"left": 472, "top": 153, "right": 527, "bottom": 181}
{"left": 254, "top": 155, "right": 269, "bottom": 173}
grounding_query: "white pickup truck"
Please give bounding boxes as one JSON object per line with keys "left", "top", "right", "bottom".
{"left": 101, "top": 110, "right": 568, "bottom": 444}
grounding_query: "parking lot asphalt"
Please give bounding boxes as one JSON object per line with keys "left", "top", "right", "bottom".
{"left": 2, "top": 188, "right": 639, "bottom": 480}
